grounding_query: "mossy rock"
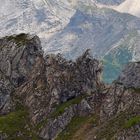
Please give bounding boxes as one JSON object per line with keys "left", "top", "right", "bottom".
{"left": 0, "top": 104, "right": 39, "bottom": 140}
{"left": 55, "top": 113, "right": 98, "bottom": 140}
{"left": 6, "top": 33, "right": 29, "bottom": 46}
{"left": 56, "top": 116, "right": 90, "bottom": 140}
{"left": 133, "top": 88, "right": 140, "bottom": 93}
{"left": 123, "top": 116, "right": 140, "bottom": 129}
{"left": 96, "top": 111, "right": 140, "bottom": 140}
{"left": 0, "top": 110, "right": 28, "bottom": 136}
{"left": 51, "top": 96, "right": 83, "bottom": 118}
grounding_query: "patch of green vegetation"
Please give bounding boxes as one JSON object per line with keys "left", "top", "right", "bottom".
{"left": 7, "top": 33, "right": 28, "bottom": 46}
{"left": 96, "top": 112, "right": 126, "bottom": 140}
{"left": 35, "top": 96, "right": 84, "bottom": 131}
{"left": 0, "top": 110, "right": 27, "bottom": 135}
{"left": 56, "top": 116, "right": 90, "bottom": 140}
{"left": 0, "top": 102, "right": 39, "bottom": 140}
{"left": 133, "top": 88, "right": 140, "bottom": 93}
{"left": 51, "top": 96, "right": 83, "bottom": 118}
{"left": 124, "top": 116, "right": 140, "bottom": 129}
{"left": 35, "top": 118, "right": 48, "bottom": 131}
{"left": 6, "top": 134, "right": 41, "bottom": 140}
{"left": 96, "top": 111, "right": 140, "bottom": 140}
{"left": 126, "top": 87, "right": 140, "bottom": 94}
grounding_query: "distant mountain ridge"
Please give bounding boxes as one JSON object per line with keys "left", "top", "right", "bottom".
{"left": 96, "top": 0, "right": 125, "bottom": 5}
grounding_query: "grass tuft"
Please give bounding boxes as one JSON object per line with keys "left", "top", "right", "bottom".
{"left": 56, "top": 116, "right": 89, "bottom": 140}
{"left": 0, "top": 110, "right": 27, "bottom": 136}
{"left": 35, "top": 96, "right": 83, "bottom": 130}
{"left": 123, "top": 116, "right": 140, "bottom": 129}
{"left": 51, "top": 96, "right": 83, "bottom": 118}
{"left": 7, "top": 33, "right": 28, "bottom": 46}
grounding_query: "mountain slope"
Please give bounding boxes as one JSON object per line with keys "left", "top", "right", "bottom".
{"left": 0, "top": 0, "right": 76, "bottom": 39}
{"left": 45, "top": 7, "right": 140, "bottom": 57}
{"left": 116, "top": 0, "right": 140, "bottom": 17}
{"left": 103, "top": 30, "right": 140, "bottom": 82}
{"left": 0, "top": 34, "right": 139, "bottom": 140}
{"left": 45, "top": 6, "right": 140, "bottom": 82}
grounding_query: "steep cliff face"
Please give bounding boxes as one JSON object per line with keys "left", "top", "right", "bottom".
{"left": 96, "top": 0, "right": 125, "bottom": 5}
{"left": 0, "top": 34, "right": 139, "bottom": 140}
{"left": 0, "top": 33, "right": 43, "bottom": 115}
{"left": 0, "top": 34, "right": 103, "bottom": 139}
{"left": 45, "top": 50, "right": 102, "bottom": 103}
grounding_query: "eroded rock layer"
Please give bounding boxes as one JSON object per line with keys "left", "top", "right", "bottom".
{"left": 0, "top": 34, "right": 139, "bottom": 140}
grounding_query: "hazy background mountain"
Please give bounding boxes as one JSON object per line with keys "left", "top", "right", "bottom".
{"left": 96, "top": 0, "right": 125, "bottom": 5}
{"left": 0, "top": 0, "right": 140, "bottom": 82}
{"left": 115, "top": 0, "right": 140, "bottom": 17}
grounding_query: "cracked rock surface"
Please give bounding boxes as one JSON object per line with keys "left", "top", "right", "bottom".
{"left": 0, "top": 34, "right": 139, "bottom": 140}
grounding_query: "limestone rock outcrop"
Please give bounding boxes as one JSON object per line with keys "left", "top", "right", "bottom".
{"left": 0, "top": 34, "right": 139, "bottom": 140}
{"left": 0, "top": 34, "right": 103, "bottom": 139}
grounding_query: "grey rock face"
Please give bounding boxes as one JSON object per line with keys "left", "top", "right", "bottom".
{"left": 114, "top": 124, "right": 140, "bottom": 140}
{"left": 0, "top": 34, "right": 102, "bottom": 123}
{"left": 0, "top": 82, "right": 12, "bottom": 115}
{"left": 0, "top": 69, "right": 13, "bottom": 114}
{"left": 116, "top": 62, "right": 140, "bottom": 88}
{"left": 45, "top": 50, "right": 102, "bottom": 104}
{"left": 100, "top": 84, "right": 140, "bottom": 121}
{"left": 0, "top": 33, "right": 43, "bottom": 87}
{"left": 0, "top": 33, "right": 43, "bottom": 114}
{"left": 0, "top": 34, "right": 139, "bottom": 140}
{"left": 0, "top": 33, "right": 47, "bottom": 119}
{"left": 39, "top": 98, "right": 93, "bottom": 140}
{"left": 40, "top": 105, "right": 76, "bottom": 140}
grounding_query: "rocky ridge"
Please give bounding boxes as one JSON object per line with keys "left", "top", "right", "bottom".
{"left": 0, "top": 34, "right": 140, "bottom": 140}
{"left": 1, "top": 0, "right": 140, "bottom": 84}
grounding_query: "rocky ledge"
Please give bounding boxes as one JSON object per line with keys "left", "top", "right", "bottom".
{"left": 0, "top": 34, "right": 139, "bottom": 140}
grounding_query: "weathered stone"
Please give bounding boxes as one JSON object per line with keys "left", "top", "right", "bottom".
{"left": 0, "top": 34, "right": 139, "bottom": 140}
{"left": 114, "top": 124, "right": 140, "bottom": 140}
{"left": 100, "top": 83, "right": 140, "bottom": 122}
{"left": 116, "top": 62, "right": 140, "bottom": 88}
{"left": 45, "top": 50, "right": 103, "bottom": 105}
{"left": 0, "top": 85, "right": 11, "bottom": 115}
